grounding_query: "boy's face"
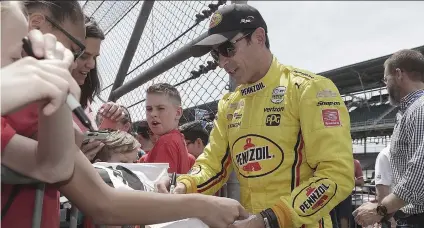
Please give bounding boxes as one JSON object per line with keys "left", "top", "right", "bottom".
{"left": 185, "top": 138, "right": 205, "bottom": 158}
{"left": 145, "top": 93, "right": 182, "bottom": 136}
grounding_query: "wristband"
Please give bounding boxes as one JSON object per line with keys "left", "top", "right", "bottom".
{"left": 261, "top": 208, "right": 279, "bottom": 228}
{"left": 260, "top": 211, "right": 271, "bottom": 228}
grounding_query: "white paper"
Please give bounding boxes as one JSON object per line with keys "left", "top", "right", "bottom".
{"left": 147, "top": 218, "right": 209, "bottom": 228}
{"left": 94, "top": 163, "right": 169, "bottom": 182}
{"left": 90, "top": 163, "right": 210, "bottom": 227}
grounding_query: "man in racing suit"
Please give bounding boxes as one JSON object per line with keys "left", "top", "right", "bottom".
{"left": 157, "top": 4, "right": 354, "bottom": 228}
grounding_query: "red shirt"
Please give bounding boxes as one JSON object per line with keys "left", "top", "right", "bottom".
{"left": 1, "top": 117, "right": 16, "bottom": 151}
{"left": 139, "top": 129, "right": 191, "bottom": 174}
{"left": 4, "top": 103, "right": 39, "bottom": 138}
{"left": 1, "top": 104, "right": 60, "bottom": 228}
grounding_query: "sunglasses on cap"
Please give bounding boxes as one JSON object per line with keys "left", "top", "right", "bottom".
{"left": 210, "top": 31, "right": 254, "bottom": 63}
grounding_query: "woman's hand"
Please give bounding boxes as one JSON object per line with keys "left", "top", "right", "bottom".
{"left": 99, "top": 102, "right": 126, "bottom": 122}
{"left": 1, "top": 30, "right": 80, "bottom": 116}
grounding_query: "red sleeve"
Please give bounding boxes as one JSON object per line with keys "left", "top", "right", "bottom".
{"left": 1, "top": 117, "right": 16, "bottom": 151}
{"left": 144, "top": 141, "right": 178, "bottom": 173}
{"left": 354, "top": 160, "right": 363, "bottom": 178}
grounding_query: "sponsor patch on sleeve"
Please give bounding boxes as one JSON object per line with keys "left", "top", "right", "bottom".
{"left": 293, "top": 179, "right": 337, "bottom": 217}
{"left": 321, "top": 109, "right": 341, "bottom": 127}
{"left": 188, "top": 165, "right": 201, "bottom": 175}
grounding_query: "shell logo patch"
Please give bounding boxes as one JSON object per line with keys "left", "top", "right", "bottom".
{"left": 209, "top": 12, "right": 223, "bottom": 28}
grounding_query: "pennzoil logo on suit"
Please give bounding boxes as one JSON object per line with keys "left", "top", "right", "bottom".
{"left": 232, "top": 134, "right": 284, "bottom": 178}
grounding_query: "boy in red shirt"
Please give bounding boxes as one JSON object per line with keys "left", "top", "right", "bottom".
{"left": 139, "top": 83, "right": 194, "bottom": 174}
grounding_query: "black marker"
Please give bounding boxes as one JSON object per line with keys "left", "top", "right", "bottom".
{"left": 169, "top": 172, "right": 177, "bottom": 194}
{"left": 22, "top": 37, "right": 95, "bottom": 132}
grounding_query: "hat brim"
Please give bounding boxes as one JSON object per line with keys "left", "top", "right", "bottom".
{"left": 190, "top": 30, "right": 240, "bottom": 58}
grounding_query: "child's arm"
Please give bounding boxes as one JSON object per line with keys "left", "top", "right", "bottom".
{"left": 1, "top": 105, "right": 77, "bottom": 183}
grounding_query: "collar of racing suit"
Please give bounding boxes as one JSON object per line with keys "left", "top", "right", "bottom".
{"left": 235, "top": 56, "right": 283, "bottom": 96}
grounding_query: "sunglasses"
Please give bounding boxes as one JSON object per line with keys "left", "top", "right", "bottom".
{"left": 45, "top": 16, "right": 86, "bottom": 60}
{"left": 210, "top": 31, "right": 253, "bottom": 63}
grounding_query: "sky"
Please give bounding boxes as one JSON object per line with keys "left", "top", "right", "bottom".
{"left": 81, "top": 1, "right": 423, "bottom": 155}
{"left": 248, "top": 1, "right": 424, "bottom": 73}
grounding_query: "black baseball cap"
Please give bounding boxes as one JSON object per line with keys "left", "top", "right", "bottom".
{"left": 190, "top": 4, "right": 268, "bottom": 57}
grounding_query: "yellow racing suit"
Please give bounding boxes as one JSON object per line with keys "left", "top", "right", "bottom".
{"left": 178, "top": 57, "right": 354, "bottom": 228}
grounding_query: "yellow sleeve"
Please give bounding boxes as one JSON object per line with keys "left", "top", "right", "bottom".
{"left": 177, "top": 94, "right": 233, "bottom": 195}
{"left": 271, "top": 76, "right": 354, "bottom": 227}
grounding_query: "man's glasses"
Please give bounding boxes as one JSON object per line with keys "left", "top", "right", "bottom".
{"left": 210, "top": 31, "right": 253, "bottom": 63}
{"left": 45, "top": 16, "right": 85, "bottom": 60}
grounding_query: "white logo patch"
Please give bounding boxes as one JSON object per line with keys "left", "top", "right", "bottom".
{"left": 271, "top": 86, "right": 286, "bottom": 104}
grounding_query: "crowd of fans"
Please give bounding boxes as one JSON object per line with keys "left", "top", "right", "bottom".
{"left": 1, "top": 1, "right": 423, "bottom": 228}
{"left": 1, "top": 1, "right": 243, "bottom": 228}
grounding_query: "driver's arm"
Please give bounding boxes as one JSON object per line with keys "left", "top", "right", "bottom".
{"left": 177, "top": 93, "right": 233, "bottom": 195}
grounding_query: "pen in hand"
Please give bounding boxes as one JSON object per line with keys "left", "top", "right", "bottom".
{"left": 169, "top": 172, "right": 177, "bottom": 194}
{"left": 22, "top": 37, "right": 95, "bottom": 132}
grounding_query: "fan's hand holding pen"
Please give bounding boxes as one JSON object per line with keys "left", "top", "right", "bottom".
{"left": 1, "top": 29, "right": 80, "bottom": 116}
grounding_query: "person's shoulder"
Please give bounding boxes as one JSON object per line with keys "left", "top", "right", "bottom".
{"left": 220, "top": 91, "right": 237, "bottom": 105}
{"left": 376, "top": 150, "right": 387, "bottom": 163}
{"left": 282, "top": 64, "right": 336, "bottom": 93}
{"left": 158, "top": 130, "right": 185, "bottom": 146}
{"left": 159, "top": 130, "right": 180, "bottom": 140}
{"left": 378, "top": 146, "right": 391, "bottom": 158}
{"left": 281, "top": 64, "right": 321, "bottom": 81}
{"left": 410, "top": 98, "right": 424, "bottom": 117}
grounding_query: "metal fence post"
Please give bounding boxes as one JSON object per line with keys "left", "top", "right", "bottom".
{"left": 224, "top": 0, "right": 249, "bottom": 203}
{"left": 108, "top": 0, "right": 155, "bottom": 102}
{"left": 111, "top": 32, "right": 209, "bottom": 100}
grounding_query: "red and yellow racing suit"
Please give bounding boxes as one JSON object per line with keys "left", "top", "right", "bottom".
{"left": 178, "top": 57, "right": 354, "bottom": 228}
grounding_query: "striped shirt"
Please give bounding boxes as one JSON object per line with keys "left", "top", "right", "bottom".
{"left": 390, "top": 89, "right": 424, "bottom": 214}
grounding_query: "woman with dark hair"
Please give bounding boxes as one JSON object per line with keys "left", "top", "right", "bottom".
{"left": 73, "top": 15, "right": 102, "bottom": 108}
{"left": 73, "top": 16, "right": 127, "bottom": 160}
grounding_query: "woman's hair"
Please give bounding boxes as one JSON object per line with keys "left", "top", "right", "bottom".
{"left": 132, "top": 120, "right": 151, "bottom": 140}
{"left": 179, "top": 121, "right": 209, "bottom": 146}
{"left": 80, "top": 15, "right": 105, "bottom": 108}
{"left": 23, "top": 0, "right": 84, "bottom": 23}
{"left": 93, "top": 130, "right": 141, "bottom": 162}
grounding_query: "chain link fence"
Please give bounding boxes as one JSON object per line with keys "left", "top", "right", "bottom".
{"left": 78, "top": 2, "right": 396, "bottom": 227}
{"left": 80, "top": 0, "right": 229, "bottom": 124}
